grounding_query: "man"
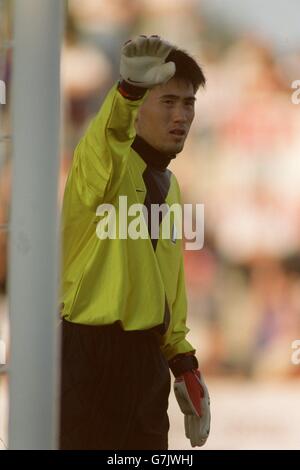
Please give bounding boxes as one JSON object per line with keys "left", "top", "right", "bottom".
{"left": 59, "top": 35, "right": 210, "bottom": 450}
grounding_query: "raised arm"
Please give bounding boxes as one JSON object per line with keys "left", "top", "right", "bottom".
{"left": 66, "top": 35, "right": 176, "bottom": 209}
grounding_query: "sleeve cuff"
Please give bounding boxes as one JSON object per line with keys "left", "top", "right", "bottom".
{"left": 118, "top": 80, "right": 147, "bottom": 101}
{"left": 168, "top": 353, "right": 199, "bottom": 377}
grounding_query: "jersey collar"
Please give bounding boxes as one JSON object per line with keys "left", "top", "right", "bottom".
{"left": 132, "top": 135, "right": 176, "bottom": 171}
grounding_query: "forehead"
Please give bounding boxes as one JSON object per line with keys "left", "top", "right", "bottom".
{"left": 150, "top": 78, "right": 195, "bottom": 99}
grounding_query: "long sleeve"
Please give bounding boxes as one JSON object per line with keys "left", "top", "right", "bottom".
{"left": 161, "top": 256, "right": 196, "bottom": 361}
{"left": 68, "top": 83, "right": 147, "bottom": 209}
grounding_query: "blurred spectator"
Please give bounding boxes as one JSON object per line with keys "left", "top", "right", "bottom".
{"left": 62, "top": 13, "right": 113, "bottom": 153}
{"left": 68, "top": 0, "right": 141, "bottom": 76}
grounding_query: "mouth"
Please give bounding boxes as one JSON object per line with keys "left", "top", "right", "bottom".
{"left": 169, "top": 129, "right": 186, "bottom": 138}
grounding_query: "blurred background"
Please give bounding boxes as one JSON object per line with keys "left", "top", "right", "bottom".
{"left": 1, "top": 0, "right": 300, "bottom": 449}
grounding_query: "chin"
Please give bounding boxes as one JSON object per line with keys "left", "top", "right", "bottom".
{"left": 159, "top": 141, "right": 183, "bottom": 155}
{"left": 168, "top": 144, "right": 184, "bottom": 155}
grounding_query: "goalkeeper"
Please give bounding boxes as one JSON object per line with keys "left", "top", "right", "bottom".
{"left": 59, "top": 35, "right": 210, "bottom": 450}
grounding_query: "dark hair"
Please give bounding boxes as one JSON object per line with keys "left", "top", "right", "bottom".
{"left": 166, "top": 48, "right": 206, "bottom": 92}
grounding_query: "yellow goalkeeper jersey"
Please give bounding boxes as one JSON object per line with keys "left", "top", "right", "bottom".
{"left": 60, "top": 83, "right": 195, "bottom": 361}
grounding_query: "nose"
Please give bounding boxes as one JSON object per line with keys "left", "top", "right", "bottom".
{"left": 172, "top": 104, "right": 189, "bottom": 123}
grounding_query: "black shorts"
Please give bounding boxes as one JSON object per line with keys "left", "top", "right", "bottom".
{"left": 59, "top": 319, "right": 171, "bottom": 450}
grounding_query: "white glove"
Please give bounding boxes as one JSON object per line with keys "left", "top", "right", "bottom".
{"left": 120, "top": 35, "right": 176, "bottom": 88}
{"left": 174, "top": 369, "right": 211, "bottom": 447}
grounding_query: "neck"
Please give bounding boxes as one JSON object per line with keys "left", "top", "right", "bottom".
{"left": 132, "top": 135, "right": 176, "bottom": 171}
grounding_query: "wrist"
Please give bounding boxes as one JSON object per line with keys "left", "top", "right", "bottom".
{"left": 169, "top": 353, "right": 199, "bottom": 377}
{"left": 118, "top": 80, "right": 147, "bottom": 101}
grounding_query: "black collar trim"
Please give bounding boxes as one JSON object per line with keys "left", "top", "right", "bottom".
{"left": 132, "top": 135, "right": 176, "bottom": 171}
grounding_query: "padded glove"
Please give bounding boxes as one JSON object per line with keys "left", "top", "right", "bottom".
{"left": 120, "top": 35, "right": 176, "bottom": 88}
{"left": 174, "top": 369, "right": 211, "bottom": 447}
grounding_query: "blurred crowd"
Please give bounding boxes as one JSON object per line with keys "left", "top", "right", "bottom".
{"left": 1, "top": 0, "right": 300, "bottom": 381}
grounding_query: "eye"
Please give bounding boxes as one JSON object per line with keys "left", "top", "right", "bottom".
{"left": 163, "top": 100, "right": 174, "bottom": 105}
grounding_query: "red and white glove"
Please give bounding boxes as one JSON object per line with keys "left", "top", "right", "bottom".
{"left": 174, "top": 369, "right": 211, "bottom": 447}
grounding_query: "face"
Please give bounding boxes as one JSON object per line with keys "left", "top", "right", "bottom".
{"left": 135, "top": 78, "right": 196, "bottom": 155}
